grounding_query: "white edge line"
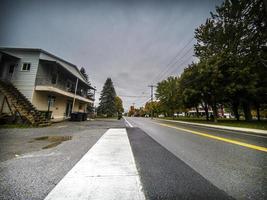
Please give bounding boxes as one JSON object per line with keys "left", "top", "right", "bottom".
{"left": 156, "top": 119, "right": 267, "bottom": 136}
{"left": 124, "top": 117, "right": 134, "bottom": 128}
{"left": 44, "top": 131, "right": 108, "bottom": 199}
{"left": 45, "top": 128, "right": 145, "bottom": 200}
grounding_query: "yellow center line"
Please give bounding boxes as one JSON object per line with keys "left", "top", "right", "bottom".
{"left": 153, "top": 122, "right": 267, "bottom": 153}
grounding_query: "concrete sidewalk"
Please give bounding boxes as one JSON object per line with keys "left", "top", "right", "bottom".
{"left": 45, "top": 128, "right": 145, "bottom": 200}
{"left": 156, "top": 119, "right": 267, "bottom": 135}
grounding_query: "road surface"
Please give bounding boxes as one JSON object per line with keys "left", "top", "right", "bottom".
{"left": 125, "top": 117, "right": 267, "bottom": 200}
{"left": 1, "top": 118, "right": 266, "bottom": 200}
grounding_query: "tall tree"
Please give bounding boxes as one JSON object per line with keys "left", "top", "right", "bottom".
{"left": 144, "top": 101, "right": 162, "bottom": 117}
{"left": 179, "top": 63, "right": 203, "bottom": 119}
{"left": 194, "top": 0, "right": 267, "bottom": 121}
{"left": 97, "top": 78, "right": 117, "bottom": 117}
{"left": 128, "top": 106, "right": 135, "bottom": 117}
{"left": 156, "top": 76, "right": 181, "bottom": 118}
{"left": 115, "top": 96, "right": 124, "bottom": 114}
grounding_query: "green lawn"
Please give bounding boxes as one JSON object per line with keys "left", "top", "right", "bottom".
{"left": 161, "top": 117, "right": 267, "bottom": 130}
{"left": 95, "top": 116, "right": 119, "bottom": 120}
{"left": 0, "top": 124, "right": 33, "bottom": 129}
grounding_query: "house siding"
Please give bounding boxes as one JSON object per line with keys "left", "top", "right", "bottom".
{"left": 32, "top": 91, "right": 87, "bottom": 121}
{"left": 1, "top": 50, "right": 40, "bottom": 101}
{"left": 0, "top": 48, "right": 94, "bottom": 121}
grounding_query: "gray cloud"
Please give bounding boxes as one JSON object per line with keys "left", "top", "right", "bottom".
{"left": 0, "top": 0, "right": 222, "bottom": 110}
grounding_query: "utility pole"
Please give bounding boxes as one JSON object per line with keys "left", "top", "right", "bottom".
{"left": 72, "top": 78, "right": 79, "bottom": 112}
{"left": 148, "top": 85, "right": 156, "bottom": 119}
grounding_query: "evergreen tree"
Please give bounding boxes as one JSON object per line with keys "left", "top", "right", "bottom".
{"left": 80, "top": 67, "right": 90, "bottom": 84}
{"left": 97, "top": 78, "right": 117, "bottom": 117}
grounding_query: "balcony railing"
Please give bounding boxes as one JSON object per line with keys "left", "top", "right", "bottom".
{"left": 35, "top": 77, "right": 94, "bottom": 101}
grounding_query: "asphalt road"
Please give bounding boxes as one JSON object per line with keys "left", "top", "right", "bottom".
{"left": 125, "top": 117, "right": 267, "bottom": 200}
{"left": 1, "top": 118, "right": 266, "bottom": 200}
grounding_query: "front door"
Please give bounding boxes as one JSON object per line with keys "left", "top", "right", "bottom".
{"left": 65, "top": 100, "right": 73, "bottom": 117}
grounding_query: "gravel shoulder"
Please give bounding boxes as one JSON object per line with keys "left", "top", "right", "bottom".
{"left": 0, "top": 119, "right": 125, "bottom": 200}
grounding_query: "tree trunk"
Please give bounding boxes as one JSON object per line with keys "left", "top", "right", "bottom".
{"left": 201, "top": 102, "right": 209, "bottom": 121}
{"left": 256, "top": 105, "right": 260, "bottom": 121}
{"left": 211, "top": 104, "right": 218, "bottom": 123}
{"left": 220, "top": 104, "right": 224, "bottom": 118}
{"left": 243, "top": 102, "right": 252, "bottom": 121}
{"left": 195, "top": 106, "right": 199, "bottom": 118}
{"left": 232, "top": 101, "right": 240, "bottom": 121}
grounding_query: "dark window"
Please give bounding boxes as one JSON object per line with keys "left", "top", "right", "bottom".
{"left": 9, "top": 64, "right": 15, "bottom": 74}
{"left": 48, "top": 95, "right": 56, "bottom": 107}
{"left": 66, "top": 81, "right": 72, "bottom": 88}
{"left": 22, "top": 63, "right": 31, "bottom": 71}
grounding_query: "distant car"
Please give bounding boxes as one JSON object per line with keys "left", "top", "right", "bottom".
{"left": 158, "top": 114, "right": 165, "bottom": 118}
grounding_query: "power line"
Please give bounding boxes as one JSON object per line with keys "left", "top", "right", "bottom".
{"left": 151, "top": 38, "right": 194, "bottom": 84}
{"left": 148, "top": 85, "right": 156, "bottom": 119}
{"left": 157, "top": 46, "right": 194, "bottom": 82}
{"left": 132, "top": 38, "right": 194, "bottom": 108}
{"left": 139, "top": 97, "right": 152, "bottom": 108}
{"left": 129, "top": 37, "right": 195, "bottom": 109}
{"left": 166, "top": 51, "right": 195, "bottom": 77}
{"left": 151, "top": 38, "right": 194, "bottom": 83}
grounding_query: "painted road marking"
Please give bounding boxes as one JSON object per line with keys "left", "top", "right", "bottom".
{"left": 157, "top": 119, "right": 267, "bottom": 135}
{"left": 158, "top": 119, "right": 267, "bottom": 139}
{"left": 124, "top": 117, "right": 134, "bottom": 127}
{"left": 45, "top": 128, "right": 145, "bottom": 200}
{"left": 155, "top": 122, "right": 267, "bottom": 153}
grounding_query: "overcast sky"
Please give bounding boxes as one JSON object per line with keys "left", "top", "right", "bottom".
{"left": 0, "top": 0, "right": 222, "bottom": 110}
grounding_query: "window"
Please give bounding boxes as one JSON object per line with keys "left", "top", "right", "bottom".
{"left": 9, "top": 64, "right": 15, "bottom": 74}
{"left": 21, "top": 63, "right": 31, "bottom": 71}
{"left": 48, "top": 95, "right": 56, "bottom": 107}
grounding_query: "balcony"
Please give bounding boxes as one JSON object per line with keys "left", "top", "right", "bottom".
{"left": 35, "top": 77, "right": 95, "bottom": 103}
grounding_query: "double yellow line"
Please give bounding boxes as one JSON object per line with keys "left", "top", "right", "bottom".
{"left": 154, "top": 122, "right": 267, "bottom": 153}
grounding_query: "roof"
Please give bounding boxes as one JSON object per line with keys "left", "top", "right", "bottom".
{"left": 0, "top": 47, "right": 96, "bottom": 90}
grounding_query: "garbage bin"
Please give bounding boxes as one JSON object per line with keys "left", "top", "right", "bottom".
{"left": 82, "top": 113, "right": 87, "bottom": 121}
{"left": 70, "top": 112, "right": 78, "bottom": 121}
{"left": 71, "top": 112, "right": 87, "bottom": 121}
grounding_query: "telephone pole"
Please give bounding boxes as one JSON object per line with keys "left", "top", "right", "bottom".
{"left": 148, "top": 85, "right": 156, "bottom": 119}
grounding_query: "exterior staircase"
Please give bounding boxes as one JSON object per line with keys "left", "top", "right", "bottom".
{"left": 0, "top": 80, "right": 51, "bottom": 126}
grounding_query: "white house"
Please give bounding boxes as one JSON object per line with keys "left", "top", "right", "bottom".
{"left": 0, "top": 47, "right": 95, "bottom": 123}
